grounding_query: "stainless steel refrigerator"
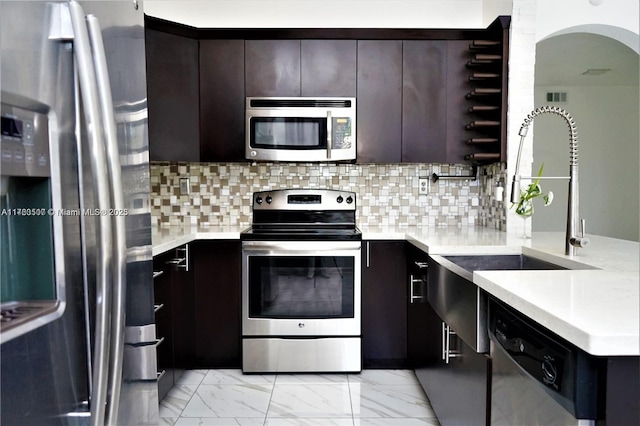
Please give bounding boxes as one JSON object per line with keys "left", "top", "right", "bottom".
{"left": 1, "top": 1, "right": 156, "bottom": 424}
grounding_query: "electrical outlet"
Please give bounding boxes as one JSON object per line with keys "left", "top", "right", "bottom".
{"left": 418, "top": 177, "right": 429, "bottom": 195}
{"left": 179, "top": 177, "right": 189, "bottom": 195}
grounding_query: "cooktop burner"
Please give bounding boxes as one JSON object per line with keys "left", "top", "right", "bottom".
{"left": 242, "top": 189, "right": 360, "bottom": 241}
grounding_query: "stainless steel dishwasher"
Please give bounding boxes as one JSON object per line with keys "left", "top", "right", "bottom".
{"left": 488, "top": 297, "right": 601, "bottom": 426}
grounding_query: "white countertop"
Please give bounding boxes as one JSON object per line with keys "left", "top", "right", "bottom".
{"left": 152, "top": 224, "right": 639, "bottom": 356}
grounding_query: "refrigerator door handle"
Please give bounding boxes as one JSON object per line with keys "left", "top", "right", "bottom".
{"left": 68, "top": 2, "right": 113, "bottom": 425}
{"left": 86, "top": 14, "right": 128, "bottom": 426}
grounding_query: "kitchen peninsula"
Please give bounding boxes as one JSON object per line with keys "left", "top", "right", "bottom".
{"left": 153, "top": 224, "right": 639, "bottom": 357}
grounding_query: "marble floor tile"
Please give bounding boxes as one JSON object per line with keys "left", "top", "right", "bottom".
{"left": 181, "top": 384, "right": 272, "bottom": 418}
{"left": 348, "top": 369, "right": 419, "bottom": 386}
{"left": 267, "top": 384, "right": 352, "bottom": 418}
{"left": 265, "top": 418, "right": 354, "bottom": 425}
{"left": 202, "top": 369, "right": 276, "bottom": 386}
{"left": 350, "top": 384, "right": 436, "bottom": 419}
{"left": 354, "top": 419, "right": 440, "bottom": 426}
{"left": 175, "top": 369, "right": 209, "bottom": 385}
{"left": 160, "top": 384, "right": 199, "bottom": 418}
{"left": 162, "top": 369, "right": 441, "bottom": 426}
{"left": 275, "top": 373, "right": 349, "bottom": 385}
{"left": 175, "top": 418, "right": 265, "bottom": 426}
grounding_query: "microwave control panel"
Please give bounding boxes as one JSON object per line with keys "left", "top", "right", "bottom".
{"left": 332, "top": 117, "right": 353, "bottom": 149}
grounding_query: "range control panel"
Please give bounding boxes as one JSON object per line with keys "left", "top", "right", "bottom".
{"left": 252, "top": 189, "right": 356, "bottom": 211}
{"left": 1, "top": 102, "right": 50, "bottom": 177}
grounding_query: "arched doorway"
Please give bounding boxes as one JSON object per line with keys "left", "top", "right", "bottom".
{"left": 531, "top": 28, "right": 639, "bottom": 241}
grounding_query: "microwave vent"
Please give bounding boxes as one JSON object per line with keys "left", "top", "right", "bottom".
{"left": 249, "top": 99, "right": 352, "bottom": 108}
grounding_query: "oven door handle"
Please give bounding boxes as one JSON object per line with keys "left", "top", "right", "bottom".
{"left": 242, "top": 241, "right": 361, "bottom": 252}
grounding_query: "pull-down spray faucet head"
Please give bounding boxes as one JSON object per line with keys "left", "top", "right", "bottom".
{"left": 510, "top": 106, "right": 588, "bottom": 255}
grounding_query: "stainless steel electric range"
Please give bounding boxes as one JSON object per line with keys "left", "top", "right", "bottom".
{"left": 241, "top": 189, "right": 362, "bottom": 373}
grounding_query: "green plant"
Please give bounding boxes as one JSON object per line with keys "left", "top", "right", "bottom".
{"left": 512, "top": 164, "right": 554, "bottom": 217}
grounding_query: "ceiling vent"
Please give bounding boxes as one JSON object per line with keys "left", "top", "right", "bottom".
{"left": 546, "top": 92, "right": 567, "bottom": 103}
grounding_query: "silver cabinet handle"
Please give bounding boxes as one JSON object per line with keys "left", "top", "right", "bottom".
{"left": 366, "top": 241, "right": 370, "bottom": 268}
{"left": 153, "top": 303, "right": 164, "bottom": 313}
{"left": 157, "top": 370, "right": 166, "bottom": 381}
{"left": 152, "top": 270, "right": 164, "bottom": 279}
{"left": 414, "top": 261, "right": 428, "bottom": 269}
{"left": 327, "top": 110, "right": 332, "bottom": 160}
{"left": 68, "top": 3, "right": 112, "bottom": 425}
{"left": 442, "top": 322, "right": 460, "bottom": 364}
{"left": 176, "top": 245, "right": 189, "bottom": 271}
{"left": 409, "top": 275, "right": 425, "bottom": 304}
{"left": 441, "top": 322, "right": 447, "bottom": 361}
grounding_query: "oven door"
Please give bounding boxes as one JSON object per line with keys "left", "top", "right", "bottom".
{"left": 242, "top": 240, "right": 361, "bottom": 336}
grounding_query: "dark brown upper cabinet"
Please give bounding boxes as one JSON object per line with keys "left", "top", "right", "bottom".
{"left": 146, "top": 28, "right": 200, "bottom": 162}
{"left": 301, "top": 40, "right": 357, "bottom": 97}
{"left": 402, "top": 40, "right": 448, "bottom": 163}
{"left": 199, "top": 39, "right": 246, "bottom": 162}
{"left": 245, "top": 40, "right": 301, "bottom": 97}
{"left": 356, "top": 40, "right": 403, "bottom": 163}
{"left": 145, "top": 16, "right": 510, "bottom": 164}
{"left": 245, "top": 39, "right": 357, "bottom": 98}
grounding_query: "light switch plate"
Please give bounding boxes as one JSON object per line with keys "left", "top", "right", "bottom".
{"left": 418, "top": 177, "right": 429, "bottom": 195}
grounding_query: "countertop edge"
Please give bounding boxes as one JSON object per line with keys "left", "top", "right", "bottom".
{"left": 152, "top": 226, "right": 640, "bottom": 356}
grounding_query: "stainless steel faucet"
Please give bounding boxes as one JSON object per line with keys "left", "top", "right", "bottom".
{"left": 510, "top": 106, "right": 590, "bottom": 256}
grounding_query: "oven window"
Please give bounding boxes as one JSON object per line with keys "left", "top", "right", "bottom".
{"left": 248, "top": 256, "right": 354, "bottom": 319}
{"left": 250, "top": 118, "right": 327, "bottom": 149}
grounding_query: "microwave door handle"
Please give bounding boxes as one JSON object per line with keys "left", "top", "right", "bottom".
{"left": 326, "top": 111, "right": 332, "bottom": 160}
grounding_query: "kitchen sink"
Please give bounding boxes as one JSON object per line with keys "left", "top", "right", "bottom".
{"left": 442, "top": 254, "right": 567, "bottom": 272}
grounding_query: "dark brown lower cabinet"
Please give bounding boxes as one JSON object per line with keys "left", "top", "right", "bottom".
{"left": 406, "top": 244, "right": 438, "bottom": 369}
{"left": 605, "top": 357, "right": 640, "bottom": 425}
{"left": 153, "top": 245, "right": 193, "bottom": 400}
{"left": 415, "top": 313, "right": 491, "bottom": 426}
{"left": 153, "top": 250, "right": 174, "bottom": 401}
{"left": 191, "top": 240, "right": 242, "bottom": 368}
{"left": 361, "top": 240, "right": 407, "bottom": 368}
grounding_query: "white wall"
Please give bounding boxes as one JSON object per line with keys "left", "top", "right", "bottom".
{"left": 532, "top": 84, "right": 639, "bottom": 241}
{"left": 506, "top": 0, "right": 639, "bottom": 241}
{"left": 144, "top": 0, "right": 487, "bottom": 28}
{"left": 536, "top": 0, "right": 639, "bottom": 49}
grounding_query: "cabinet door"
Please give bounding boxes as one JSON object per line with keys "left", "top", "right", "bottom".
{"left": 361, "top": 241, "right": 407, "bottom": 368}
{"left": 301, "top": 40, "right": 357, "bottom": 97}
{"left": 245, "top": 40, "right": 301, "bottom": 97}
{"left": 415, "top": 316, "right": 490, "bottom": 426}
{"left": 199, "top": 39, "right": 246, "bottom": 161}
{"left": 406, "top": 244, "right": 440, "bottom": 368}
{"left": 146, "top": 28, "right": 200, "bottom": 161}
{"left": 402, "top": 41, "right": 448, "bottom": 163}
{"left": 191, "top": 240, "right": 242, "bottom": 367}
{"left": 153, "top": 252, "right": 174, "bottom": 401}
{"left": 170, "top": 245, "right": 195, "bottom": 369}
{"left": 356, "top": 40, "right": 403, "bottom": 163}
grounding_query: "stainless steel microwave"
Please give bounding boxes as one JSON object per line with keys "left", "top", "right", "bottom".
{"left": 245, "top": 97, "right": 356, "bottom": 162}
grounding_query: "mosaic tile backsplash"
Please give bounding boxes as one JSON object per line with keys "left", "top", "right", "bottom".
{"left": 150, "top": 162, "right": 507, "bottom": 230}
